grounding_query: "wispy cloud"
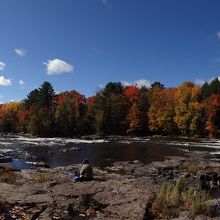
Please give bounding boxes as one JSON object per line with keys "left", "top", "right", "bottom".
{"left": 194, "top": 79, "right": 206, "bottom": 86}
{"left": 194, "top": 75, "right": 220, "bottom": 86}
{"left": 208, "top": 76, "right": 220, "bottom": 83}
{"left": 0, "top": 61, "right": 6, "bottom": 71}
{"left": 101, "top": 0, "right": 112, "bottom": 9}
{"left": 18, "top": 80, "right": 25, "bottom": 86}
{"left": 19, "top": 80, "right": 25, "bottom": 89}
{"left": 44, "top": 58, "right": 74, "bottom": 75}
{"left": 98, "top": 84, "right": 105, "bottom": 89}
{"left": 217, "top": 32, "right": 220, "bottom": 39}
{"left": 122, "top": 79, "right": 152, "bottom": 88}
{"left": 0, "top": 76, "right": 12, "bottom": 86}
{"left": 15, "top": 48, "right": 26, "bottom": 57}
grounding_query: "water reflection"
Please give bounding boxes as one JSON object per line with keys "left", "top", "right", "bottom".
{"left": 24, "top": 142, "right": 186, "bottom": 169}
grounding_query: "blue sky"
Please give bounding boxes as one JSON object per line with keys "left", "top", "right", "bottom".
{"left": 1, "top": 0, "right": 220, "bottom": 102}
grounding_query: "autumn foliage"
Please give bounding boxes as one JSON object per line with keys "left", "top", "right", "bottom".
{"left": 1, "top": 78, "right": 220, "bottom": 137}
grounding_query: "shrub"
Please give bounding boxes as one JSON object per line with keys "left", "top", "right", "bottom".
{"left": 152, "top": 179, "right": 184, "bottom": 219}
{"left": 151, "top": 179, "right": 212, "bottom": 219}
{"left": 182, "top": 187, "right": 211, "bottom": 216}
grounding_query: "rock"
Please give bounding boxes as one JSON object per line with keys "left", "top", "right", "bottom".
{"left": 26, "top": 161, "right": 50, "bottom": 168}
{"left": 194, "top": 215, "right": 208, "bottom": 220}
{"left": 196, "top": 171, "right": 219, "bottom": 189}
{"left": 158, "top": 166, "right": 173, "bottom": 177}
{"left": 63, "top": 142, "right": 82, "bottom": 151}
{"left": 1, "top": 152, "right": 220, "bottom": 219}
{"left": 205, "top": 199, "right": 220, "bottom": 216}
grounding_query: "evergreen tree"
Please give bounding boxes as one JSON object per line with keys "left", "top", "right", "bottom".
{"left": 136, "top": 87, "right": 149, "bottom": 135}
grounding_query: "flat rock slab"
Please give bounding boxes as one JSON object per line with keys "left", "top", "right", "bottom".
{"left": 0, "top": 168, "right": 156, "bottom": 220}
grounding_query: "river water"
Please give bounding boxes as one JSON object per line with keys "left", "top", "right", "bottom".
{"left": 0, "top": 135, "right": 220, "bottom": 169}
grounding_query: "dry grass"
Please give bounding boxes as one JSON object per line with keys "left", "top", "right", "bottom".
{"left": 34, "top": 171, "right": 55, "bottom": 183}
{"left": 0, "top": 166, "right": 16, "bottom": 184}
{"left": 151, "top": 179, "right": 211, "bottom": 219}
{"left": 182, "top": 162, "right": 203, "bottom": 173}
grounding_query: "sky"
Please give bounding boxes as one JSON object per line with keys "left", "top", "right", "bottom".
{"left": 1, "top": 0, "right": 220, "bottom": 102}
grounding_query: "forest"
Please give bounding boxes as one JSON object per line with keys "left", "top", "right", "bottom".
{"left": 0, "top": 78, "right": 220, "bottom": 138}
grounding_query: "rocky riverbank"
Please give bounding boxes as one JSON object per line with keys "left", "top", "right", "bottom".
{"left": 1, "top": 152, "right": 220, "bottom": 219}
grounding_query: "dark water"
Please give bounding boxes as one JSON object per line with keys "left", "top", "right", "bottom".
{"left": 1, "top": 135, "right": 219, "bottom": 169}
{"left": 23, "top": 142, "right": 194, "bottom": 169}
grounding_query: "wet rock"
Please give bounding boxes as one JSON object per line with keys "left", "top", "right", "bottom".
{"left": 26, "top": 161, "right": 50, "bottom": 168}
{"left": 158, "top": 166, "right": 173, "bottom": 177}
{"left": 63, "top": 142, "right": 82, "bottom": 151}
{"left": 197, "top": 171, "right": 219, "bottom": 189}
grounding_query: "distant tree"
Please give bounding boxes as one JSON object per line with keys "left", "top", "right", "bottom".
{"left": 24, "top": 81, "right": 55, "bottom": 136}
{"left": 148, "top": 88, "right": 177, "bottom": 135}
{"left": 83, "top": 96, "right": 97, "bottom": 134}
{"left": 94, "top": 82, "right": 129, "bottom": 135}
{"left": 201, "top": 82, "right": 210, "bottom": 100}
{"left": 103, "top": 82, "right": 123, "bottom": 96}
{"left": 135, "top": 87, "right": 149, "bottom": 135}
{"left": 175, "top": 82, "right": 203, "bottom": 136}
{"left": 209, "top": 77, "right": 220, "bottom": 95}
{"left": 205, "top": 94, "right": 220, "bottom": 137}
{"left": 0, "top": 102, "right": 22, "bottom": 132}
{"left": 150, "top": 82, "right": 165, "bottom": 91}
{"left": 38, "top": 81, "right": 55, "bottom": 109}
{"left": 24, "top": 89, "right": 40, "bottom": 107}
{"left": 201, "top": 78, "right": 220, "bottom": 100}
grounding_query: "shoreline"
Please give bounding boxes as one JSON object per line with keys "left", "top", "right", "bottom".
{"left": 0, "top": 152, "right": 220, "bottom": 219}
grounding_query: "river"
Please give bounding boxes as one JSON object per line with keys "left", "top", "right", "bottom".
{"left": 0, "top": 134, "right": 220, "bottom": 169}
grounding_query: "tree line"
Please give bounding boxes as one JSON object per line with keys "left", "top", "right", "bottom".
{"left": 1, "top": 78, "right": 220, "bottom": 137}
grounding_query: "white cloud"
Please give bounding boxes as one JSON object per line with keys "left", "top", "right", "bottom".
{"left": 98, "top": 84, "right": 105, "bottom": 89}
{"left": 195, "top": 76, "right": 220, "bottom": 86}
{"left": 44, "top": 58, "right": 74, "bottom": 75}
{"left": 122, "top": 81, "right": 130, "bottom": 86}
{"left": 208, "top": 76, "right": 220, "bottom": 83}
{"left": 195, "top": 79, "right": 206, "bottom": 86}
{"left": 15, "top": 48, "right": 26, "bottom": 57}
{"left": 55, "top": 91, "right": 61, "bottom": 95}
{"left": 101, "top": 0, "right": 112, "bottom": 9}
{"left": 19, "top": 80, "right": 25, "bottom": 86}
{"left": 0, "top": 61, "right": 6, "bottom": 71}
{"left": 0, "top": 76, "right": 11, "bottom": 86}
{"left": 135, "top": 79, "right": 151, "bottom": 88}
{"left": 122, "top": 79, "right": 151, "bottom": 88}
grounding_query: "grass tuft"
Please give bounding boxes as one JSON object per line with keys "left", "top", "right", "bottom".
{"left": 183, "top": 162, "right": 203, "bottom": 173}
{"left": 0, "top": 166, "right": 16, "bottom": 184}
{"left": 151, "top": 178, "right": 211, "bottom": 219}
{"left": 34, "top": 171, "right": 55, "bottom": 183}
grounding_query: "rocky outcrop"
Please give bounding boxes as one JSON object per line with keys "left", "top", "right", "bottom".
{"left": 0, "top": 165, "right": 156, "bottom": 220}
{"left": 1, "top": 154, "right": 220, "bottom": 219}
